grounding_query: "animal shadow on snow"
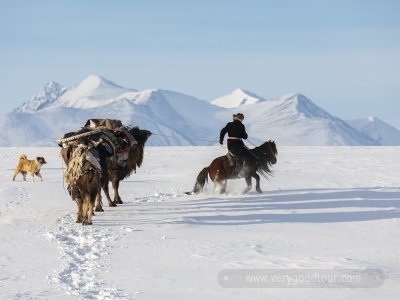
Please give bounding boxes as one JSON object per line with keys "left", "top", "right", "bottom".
{"left": 94, "top": 188, "right": 400, "bottom": 226}
{"left": 165, "top": 188, "right": 400, "bottom": 225}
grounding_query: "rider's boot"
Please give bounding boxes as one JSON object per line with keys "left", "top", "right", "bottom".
{"left": 238, "top": 159, "right": 257, "bottom": 177}
{"left": 238, "top": 161, "right": 247, "bottom": 178}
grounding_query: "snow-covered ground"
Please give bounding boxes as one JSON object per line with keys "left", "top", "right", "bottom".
{"left": 0, "top": 146, "right": 399, "bottom": 299}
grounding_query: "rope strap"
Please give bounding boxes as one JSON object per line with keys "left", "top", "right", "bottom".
{"left": 56, "top": 128, "right": 107, "bottom": 144}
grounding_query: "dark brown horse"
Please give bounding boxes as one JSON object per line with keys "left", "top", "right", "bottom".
{"left": 189, "top": 140, "right": 278, "bottom": 194}
{"left": 95, "top": 127, "right": 152, "bottom": 211}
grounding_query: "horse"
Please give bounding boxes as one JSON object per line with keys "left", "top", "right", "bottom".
{"left": 95, "top": 127, "right": 152, "bottom": 211}
{"left": 189, "top": 140, "right": 278, "bottom": 194}
{"left": 64, "top": 144, "right": 102, "bottom": 225}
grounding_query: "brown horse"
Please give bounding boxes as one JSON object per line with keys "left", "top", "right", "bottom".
{"left": 64, "top": 145, "right": 101, "bottom": 225}
{"left": 189, "top": 140, "right": 278, "bottom": 194}
{"left": 95, "top": 127, "right": 152, "bottom": 211}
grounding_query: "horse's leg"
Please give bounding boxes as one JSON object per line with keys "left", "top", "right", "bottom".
{"left": 253, "top": 173, "right": 262, "bottom": 193}
{"left": 220, "top": 180, "right": 227, "bottom": 194}
{"left": 113, "top": 179, "right": 123, "bottom": 204}
{"left": 213, "top": 182, "right": 219, "bottom": 194}
{"left": 214, "top": 179, "right": 227, "bottom": 194}
{"left": 213, "top": 168, "right": 226, "bottom": 194}
{"left": 243, "top": 177, "right": 252, "bottom": 194}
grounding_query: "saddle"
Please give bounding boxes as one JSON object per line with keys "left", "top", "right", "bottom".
{"left": 226, "top": 151, "right": 243, "bottom": 173}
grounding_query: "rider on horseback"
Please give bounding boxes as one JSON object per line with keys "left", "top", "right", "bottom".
{"left": 219, "top": 113, "right": 256, "bottom": 177}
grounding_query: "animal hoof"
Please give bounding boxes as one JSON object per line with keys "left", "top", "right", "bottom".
{"left": 116, "top": 199, "right": 123, "bottom": 204}
{"left": 256, "top": 189, "right": 263, "bottom": 193}
{"left": 109, "top": 202, "right": 117, "bottom": 207}
{"left": 95, "top": 207, "right": 104, "bottom": 212}
{"left": 82, "top": 219, "right": 92, "bottom": 226}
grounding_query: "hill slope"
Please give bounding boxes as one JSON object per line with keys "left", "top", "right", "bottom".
{"left": 1, "top": 75, "right": 397, "bottom": 146}
{"left": 348, "top": 117, "right": 400, "bottom": 146}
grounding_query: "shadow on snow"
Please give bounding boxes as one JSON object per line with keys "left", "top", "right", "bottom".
{"left": 95, "top": 187, "right": 400, "bottom": 226}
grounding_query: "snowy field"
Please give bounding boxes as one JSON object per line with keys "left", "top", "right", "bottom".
{"left": 0, "top": 146, "right": 399, "bottom": 300}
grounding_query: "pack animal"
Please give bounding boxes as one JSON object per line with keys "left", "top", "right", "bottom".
{"left": 64, "top": 144, "right": 102, "bottom": 225}
{"left": 96, "top": 127, "right": 152, "bottom": 210}
{"left": 57, "top": 121, "right": 152, "bottom": 214}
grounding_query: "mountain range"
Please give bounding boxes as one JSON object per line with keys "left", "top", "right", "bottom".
{"left": 1, "top": 74, "right": 399, "bottom": 146}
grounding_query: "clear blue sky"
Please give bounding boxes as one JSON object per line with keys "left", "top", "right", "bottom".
{"left": 1, "top": 0, "right": 399, "bottom": 128}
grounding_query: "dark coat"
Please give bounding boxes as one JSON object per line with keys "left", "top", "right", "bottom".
{"left": 219, "top": 120, "right": 248, "bottom": 142}
{"left": 219, "top": 120, "right": 254, "bottom": 164}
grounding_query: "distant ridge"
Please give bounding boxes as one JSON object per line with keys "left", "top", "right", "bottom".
{"left": 348, "top": 117, "right": 400, "bottom": 146}
{"left": 0, "top": 75, "right": 398, "bottom": 146}
{"left": 15, "top": 81, "right": 66, "bottom": 113}
{"left": 235, "top": 93, "right": 377, "bottom": 146}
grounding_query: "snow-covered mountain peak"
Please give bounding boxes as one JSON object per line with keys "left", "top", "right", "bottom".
{"left": 348, "top": 117, "right": 400, "bottom": 145}
{"left": 211, "top": 88, "right": 265, "bottom": 108}
{"left": 232, "top": 88, "right": 264, "bottom": 99}
{"left": 72, "top": 74, "right": 127, "bottom": 97}
{"left": 278, "top": 93, "right": 309, "bottom": 103}
{"left": 45, "top": 75, "right": 137, "bottom": 109}
{"left": 278, "top": 93, "right": 331, "bottom": 119}
{"left": 15, "top": 81, "right": 66, "bottom": 112}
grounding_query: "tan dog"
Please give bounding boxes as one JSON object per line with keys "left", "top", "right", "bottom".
{"left": 12, "top": 154, "right": 47, "bottom": 182}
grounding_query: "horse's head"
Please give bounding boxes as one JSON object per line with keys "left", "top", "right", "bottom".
{"left": 256, "top": 140, "right": 277, "bottom": 165}
{"left": 249, "top": 140, "right": 278, "bottom": 179}
{"left": 267, "top": 140, "right": 278, "bottom": 165}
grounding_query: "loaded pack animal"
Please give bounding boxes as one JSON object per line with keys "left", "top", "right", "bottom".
{"left": 58, "top": 119, "right": 152, "bottom": 220}
{"left": 97, "top": 126, "right": 152, "bottom": 211}
{"left": 188, "top": 140, "right": 278, "bottom": 194}
{"left": 62, "top": 135, "right": 105, "bottom": 225}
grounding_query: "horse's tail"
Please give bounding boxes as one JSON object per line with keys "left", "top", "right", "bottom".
{"left": 193, "top": 167, "right": 209, "bottom": 194}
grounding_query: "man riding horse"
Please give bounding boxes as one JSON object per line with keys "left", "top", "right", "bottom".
{"left": 219, "top": 113, "right": 256, "bottom": 177}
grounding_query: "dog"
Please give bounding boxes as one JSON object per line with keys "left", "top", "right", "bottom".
{"left": 12, "top": 154, "right": 47, "bottom": 182}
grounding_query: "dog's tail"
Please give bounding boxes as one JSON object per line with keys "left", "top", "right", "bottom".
{"left": 19, "top": 154, "right": 27, "bottom": 160}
